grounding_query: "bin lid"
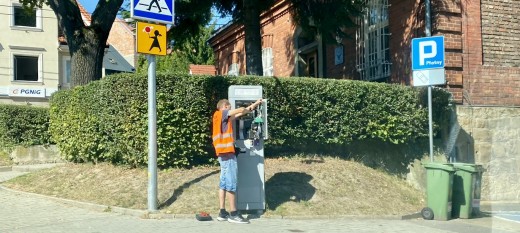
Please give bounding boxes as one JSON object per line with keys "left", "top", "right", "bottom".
{"left": 452, "top": 163, "right": 485, "bottom": 173}
{"left": 422, "top": 163, "right": 455, "bottom": 171}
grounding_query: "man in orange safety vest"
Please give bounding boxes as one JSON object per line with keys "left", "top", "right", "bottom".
{"left": 212, "top": 98, "right": 262, "bottom": 224}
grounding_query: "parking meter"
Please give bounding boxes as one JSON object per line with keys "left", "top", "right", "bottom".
{"left": 228, "top": 85, "right": 267, "bottom": 213}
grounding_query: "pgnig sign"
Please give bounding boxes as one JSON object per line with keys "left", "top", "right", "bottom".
{"left": 412, "top": 36, "right": 445, "bottom": 70}
{"left": 9, "top": 87, "right": 46, "bottom": 98}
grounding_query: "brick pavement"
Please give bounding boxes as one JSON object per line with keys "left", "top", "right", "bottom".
{"left": 1, "top": 166, "right": 519, "bottom": 233}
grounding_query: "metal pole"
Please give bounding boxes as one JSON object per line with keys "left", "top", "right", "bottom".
{"left": 428, "top": 86, "right": 434, "bottom": 162}
{"left": 147, "top": 54, "right": 158, "bottom": 211}
{"left": 425, "top": 0, "right": 433, "bottom": 162}
{"left": 425, "top": 0, "right": 432, "bottom": 37}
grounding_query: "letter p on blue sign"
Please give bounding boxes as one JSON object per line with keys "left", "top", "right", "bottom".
{"left": 412, "top": 36, "right": 445, "bottom": 70}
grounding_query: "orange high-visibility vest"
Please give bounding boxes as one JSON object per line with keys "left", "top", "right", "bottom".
{"left": 212, "top": 110, "right": 235, "bottom": 155}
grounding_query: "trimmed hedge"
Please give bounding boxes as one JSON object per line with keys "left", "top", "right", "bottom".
{"left": 50, "top": 73, "right": 212, "bottom": 166}
{"left": 0, "top": 104, "right": 52, "bottom": 150}
{"left": 49, "top": 73, "right": 451, "bottom": 167}
{"left": 231, "top": 76, "right": 451, "bottom": 152}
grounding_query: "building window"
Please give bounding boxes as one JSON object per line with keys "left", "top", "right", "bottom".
{"left": 334, "top": 45, "right": 344, "bottom": 65}
{"left": 356, "top": 0, "right": 391, "bottom": 81}
{"left": 65, "top": 60, "right": 71, "bottom": 84}
{"left": 13, "top": 54, "right": 41, "bottom": 82}
{"left": 11, "top": 4, "right": 42, "bottom": 30}
{"left": 228, "top": 63, "right": 239, "bottom": 76}
{"left": 262, "top": 47, "right": 274, "bottom": 76}
{"left": 61, "top": 57, "right": 72, "bottom": 89}
{"left": 227, "top": 52, "right": 239, "bottom": 76}
{"left": 295, "top": 28, "right": 322, "bottom": 78}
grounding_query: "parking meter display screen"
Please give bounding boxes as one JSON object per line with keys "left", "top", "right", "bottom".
{"left": 235, "top": 100, "right": 255, "bottom": 140}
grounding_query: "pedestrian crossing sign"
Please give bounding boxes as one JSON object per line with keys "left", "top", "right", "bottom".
{"left": 136, "top": 22, "right": 167, "bottom": 56}
{"left": 131, "top": 0, "right": 174, "bottom": 24}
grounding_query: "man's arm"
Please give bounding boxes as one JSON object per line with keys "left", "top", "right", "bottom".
{"left": 228, "top": 99, "right": 263, "bottom": 118}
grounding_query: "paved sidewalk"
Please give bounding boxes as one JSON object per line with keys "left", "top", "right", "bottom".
{"left": 1, "top": 165, "right": 519, "bottom": 233}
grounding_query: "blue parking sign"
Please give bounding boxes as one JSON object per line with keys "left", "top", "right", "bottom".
{"left": 411, "top": 36, "right": 445, "bottom": 70}
{"left": 131, "top": 0, "right": 174, "bottom": 24}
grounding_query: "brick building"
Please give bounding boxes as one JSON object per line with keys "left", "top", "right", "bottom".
{"left": 209, "top": 0, "right": 520, "bottom": 202}
{"left": 189, "top": 65, "right": 217, "bottom": 75}
{"left": 208, "top": 0, "right": 520, "bottom": 106}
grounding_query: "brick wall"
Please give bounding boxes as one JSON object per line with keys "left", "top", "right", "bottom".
{"left": 324, "top": 29, "right": 358, "bottom": 79}
{"left": 107, "top": 19, "right": 136, "bottom": 68}
{"left": 388, "top": 0, "right": 466, "bottom": 101}
{"left": 210, "top": 1, "right": 296, "bottom": 77}
{"left": 432, "top": 0, "right": 464, "bottom": 103}
{"left": 209, "top": 0, "right": 520, "bottom": 106}
{"left": 481, "top": 0, "right": 520, "bottom": 66}
{"left": 210, "top": 24, "right": 246, "bottom": 75}
{"left": 189, "top": 65, "right": 216, "bottom": 75}
{"left": 389, "top": 0, "right": 424, "bottom": 85}
{"left": 260, "top": 5, "right": 296, "bottom": 77}
{"left": 462, "top": 0, "right": 520, "bottom": 106}
{"left": 387, "top": 0, "right": 520, "bottom": 106}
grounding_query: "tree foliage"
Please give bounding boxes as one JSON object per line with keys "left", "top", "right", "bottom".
{"left": 211, "top": 0, "right": 365, "bottom": 75}
{"left": 19, "top": 0, "right": 213, "bottom": 87}
{"left": 20, "top": 0, "right": 124, "bottom": 86}
{"left": 212, "top": 0, "right": 276, "bottom": 75}
{"left": 136, "top": 52, "right": 190, "bottom": 74}
{"left": 49, "top": 73, "right": 451, "bottom": 167}
{"left": 290, "top": 0, "right": 365, "bottom": 43}
{"left": 18, "top": 0, "right": 365, "bottom": 86}
{"left": 136, "top": 23, "right": 215, "bottom": 74}
{"left": 175, "top": 23, "right": 216, "bottom": 65}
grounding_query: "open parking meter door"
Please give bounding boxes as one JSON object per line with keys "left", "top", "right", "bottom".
{"left": 228, "top": 85, "right": 267, "bottom": 214}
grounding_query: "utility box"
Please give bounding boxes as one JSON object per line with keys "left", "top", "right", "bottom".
{"left": 228, "top": 85, "right": 268, "bottom": 213}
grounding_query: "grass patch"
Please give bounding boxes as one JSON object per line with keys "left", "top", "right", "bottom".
{"left": 2, "top": 157, "right": 424, "bottom": 216}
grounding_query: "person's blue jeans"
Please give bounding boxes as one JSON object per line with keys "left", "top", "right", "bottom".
{"left": 218, "top": 153, "right": 237, "bottom": 192}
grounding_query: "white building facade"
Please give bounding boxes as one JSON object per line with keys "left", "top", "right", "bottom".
{"left": 0, "top": 1, "right": 135, "bottom": 106}
{"left": 0, "top": 0, "right": 59, "bottom": 106}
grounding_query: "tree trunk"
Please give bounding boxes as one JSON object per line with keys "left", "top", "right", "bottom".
{"left": 243, "top": 0, "right": 263, "bottom": 76}
{"left": 70, "top": 30, "right": 106, "bottom": 86}
{"left": 47, "top": 0, "right": 123, "bottom": 87}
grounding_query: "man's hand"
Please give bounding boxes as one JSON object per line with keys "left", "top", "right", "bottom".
{"left": 231, "top": 99, "right": 263, "bottom": 118}
{"left": 248, "top": 99, "right": 263, "bottom": 111}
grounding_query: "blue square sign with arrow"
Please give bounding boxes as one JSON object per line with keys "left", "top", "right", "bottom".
{"left": 131, "top": 0, "right": 174, "bottom": 25}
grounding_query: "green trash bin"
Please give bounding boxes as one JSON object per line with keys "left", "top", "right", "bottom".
{"left": 472, "top": 165, "right": 484, "bottom": 216}
{"left": 452, "top": 163, "right": 485, "bottom": 219}
{"left": 422, "top": 163, "right": 455, "bottom": 221}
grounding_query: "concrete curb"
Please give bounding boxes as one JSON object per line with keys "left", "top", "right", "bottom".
{"left": 0, "top": 185, "right": 415, "bottom": 221}
{"left": 0, "top": 185, "right": 147, "bottom": 218}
